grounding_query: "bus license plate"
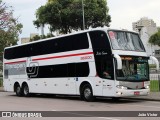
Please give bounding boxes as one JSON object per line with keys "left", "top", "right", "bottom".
{"left": 134, "top": 91, "right": 140, "bottom": 95}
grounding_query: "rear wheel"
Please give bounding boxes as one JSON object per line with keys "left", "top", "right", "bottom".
{"left": 22, "top": 84, "right": 30, "bottom": 97}
{"left": 81, "top": 84, "right": 95, "bottom": 102}
{"left": 15, "top": 84, "right": 22, "bottom": 97}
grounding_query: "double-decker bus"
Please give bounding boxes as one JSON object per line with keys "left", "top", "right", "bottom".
{"left": 3, "top": 28, "right": 159, "bottom": 101}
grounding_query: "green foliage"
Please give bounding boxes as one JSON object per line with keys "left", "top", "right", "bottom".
{"left": 0, "top": 0, "right": 23, "bottom": 72}
{"left": 149, "top": 64, "right": 156, "bottom": 69}
{"left": 150, "top": 80, "right": 160, "bottom": 92}
{"left": 30, "top": 35, "right": 41, "bottom": 41}
{"left": 0, "top": 0, "right": 23, "bottom": 52}
{"left": 157, "top": 27, "right": 160, "bottom": 32}
{"left": 34, "top": 0, "right": 111, "bottom": 34}
{"left": 0, "top": 77, "right": 2, "bottom": 87}
{"left": 149, "top": 30, "right": 160, "bottom": 46}
{"left": 30, "top": 34, "right": 55, "bottom": 41}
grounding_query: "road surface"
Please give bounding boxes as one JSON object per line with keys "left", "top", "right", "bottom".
{"left": 0, "top": 92, "right": 160, "bottom": 120}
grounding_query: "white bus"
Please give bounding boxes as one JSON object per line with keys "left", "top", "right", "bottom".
{"left": 3, "top": 28, "right": 159, "bottom": 101}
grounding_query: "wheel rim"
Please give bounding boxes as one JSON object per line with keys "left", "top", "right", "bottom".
{"left": 84, "top": 88, "right": 91, "bottom": 99}
{"left": 16, "top": 86, "right": 21, "bottom": 94}
{"left": 24, "top": 86, "right": 29, "bottom": 95}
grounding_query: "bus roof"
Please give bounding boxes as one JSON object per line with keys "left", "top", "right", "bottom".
{"left": 4, "top": 27, "right": 138, "bottom": 50}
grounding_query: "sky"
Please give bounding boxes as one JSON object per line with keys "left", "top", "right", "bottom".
{"left": 3, "top": 0, "right": 160, "bottom": 39}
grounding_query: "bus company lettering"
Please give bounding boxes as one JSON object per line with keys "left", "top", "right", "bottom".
{"left": 96, "top": 51, "right": 108, "bottom": 56}
{"left": 6, "top": 63, "right": 26, "bottom": 70}
{"left": 81, "top": 56, "right": 92, "bottom": 60}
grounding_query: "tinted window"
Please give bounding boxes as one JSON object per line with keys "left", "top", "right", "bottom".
{"left": 27, "top": 62, "right": 89, "bottom": 78}
{"left": 108, "top": 30, "right": 145, "bottom": 52}
{"left": 89, "top": 30, "right": 113, "bottom": 80}
{"left": 89, "top": 30, "right": 111, "bottom": 51}
{"left": 75, "top": 62, "right": 90, "bottom": 77}
{"left": 4, "top": 33, "right": 89, "bottom": 59}
{"left": 68, "top": 63, "right": 76, "bottom": 77}
{"left": 95, "top": 55, "right": 114, "bottom": 80}
{"left": 4, "top": 69, "right": 8, "bottom": 79}
{"left": 67, "top": 62, "right": 90, "bottom": 77}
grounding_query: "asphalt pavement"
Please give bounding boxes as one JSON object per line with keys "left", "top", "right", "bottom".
{"left": 0, "top": 87, "right": 160, "bottom": 101}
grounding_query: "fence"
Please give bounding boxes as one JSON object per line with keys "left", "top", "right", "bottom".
{"left": 150, "top": 74, "right": 160, "bottom": 92}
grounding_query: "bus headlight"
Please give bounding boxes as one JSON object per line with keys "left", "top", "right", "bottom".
{"left": 116, "top": 85, "right": 128, "bottom": 90}
{"left": 145, "top": 85, "right": 149, "bottom": 89}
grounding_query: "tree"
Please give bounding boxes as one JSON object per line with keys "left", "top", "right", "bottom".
{"left": 0, "top": 0, "right": 23, "bottom": 72}
{"left": 30, "top": 33, "right": 55, "bottom": 41}
{"left": 34, "top": 0, "right": 111, "bottom": 34}
{"left": 30, "top": 35, "right": 41, "bottom": 41}
{"left": 158, "top": 27, "right": 160, "bottom": 32}
{"left": 149, "top": 30, "right": 160, "bottom": 46}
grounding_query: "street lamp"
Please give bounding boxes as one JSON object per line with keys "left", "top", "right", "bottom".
{"left": 82, "top": 0, "right": 85, "bottom": 30}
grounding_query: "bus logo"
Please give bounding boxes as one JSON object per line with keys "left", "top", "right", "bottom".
{"left": 26, "top": 57, "right": 39, "bottom": 78}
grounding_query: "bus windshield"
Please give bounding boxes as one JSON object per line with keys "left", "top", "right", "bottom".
{"left": 116, "top": 57, "right": 149, "bottom": 81}
{"left": 108, "top": 30, "right": 145, "bottom": 52}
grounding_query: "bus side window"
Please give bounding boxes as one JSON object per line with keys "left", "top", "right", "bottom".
{"left": 4, "top": 69, "right": 8, "bottom": 79}
{"left": 67, "top": 63, "right": 76, "bottom": 77}
{"left": 75, "top": 62, "right": 89, "bottom": 77}
{"left": 101, "top": 58, "right": 114, "bottom": 79}
{"left": 67, "top": 62, "right": 89, "bottom": 77}
{"left": 94, "top": 56, "right": 114, "bottom": 79}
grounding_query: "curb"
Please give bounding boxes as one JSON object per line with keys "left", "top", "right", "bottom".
{"left": 123, "top": 97, "right": 160, "bottom": 102}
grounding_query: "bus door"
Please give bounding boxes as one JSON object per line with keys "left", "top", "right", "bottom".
{"left": 99, "top": 56, "right": 115, "bottom": 96}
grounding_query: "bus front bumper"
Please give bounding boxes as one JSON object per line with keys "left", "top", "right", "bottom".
{"left": 115, "top": 88, "right": 150, "bottom": 97}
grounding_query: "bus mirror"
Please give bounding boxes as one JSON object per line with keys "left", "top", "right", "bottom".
{"left": 114, "top": 54, "right": 122, "bottom": 70}
{"left": 150, "top": 56, "right": 159, "bottom": 70}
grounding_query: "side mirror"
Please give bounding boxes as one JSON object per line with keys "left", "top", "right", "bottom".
{"left": 150, "top": 56, "right": 159, "bottom": 70}
{"left": 114, "top": 54, "right": 122, "bottom": 70}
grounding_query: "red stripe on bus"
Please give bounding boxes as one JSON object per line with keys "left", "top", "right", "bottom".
{"left": 5, "top": 52, "right": 94, "bottom": 64}
{"left": 32, "top": 52, "right": 94, "bottom": 61}
{"left": 5, "top": 60, "right": 26, "bottom": 64}
{"left": 142, "top": 82, "right": 144, "bottom": 88}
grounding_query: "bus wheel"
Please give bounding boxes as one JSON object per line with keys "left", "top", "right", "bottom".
{"left": 81, "top": 84, "right": 95, "bottom": 102}
{"left": 15, "top": 84, "right": 22, "bottom": 97}
{"left": 22, "top": 84, "right": 30, "bottom": 97}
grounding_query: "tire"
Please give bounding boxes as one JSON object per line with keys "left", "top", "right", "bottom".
{"left": 22, "top": 84, "right": 30, "bottom": 97}
{"left": 15, "top": 85, "right": 22, "bottom": 97}
{"left": 81, "top": 84, "right": 95, "bottom": 102}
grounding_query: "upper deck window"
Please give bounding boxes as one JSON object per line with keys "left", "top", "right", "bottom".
{"left": 108, "top": 30, "right": 145, "bottom": 52}
{"left": 4, "top": 33, "right": 89, "bottom": 60}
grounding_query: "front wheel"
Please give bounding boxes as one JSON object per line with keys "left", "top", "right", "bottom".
{"left": 22, "top": 84, "right": 30, "bottom": 97}
{"left": 81, "top": 84, "right": 95, "bottom": 102}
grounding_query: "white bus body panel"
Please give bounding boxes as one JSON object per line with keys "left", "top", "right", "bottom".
{"left": 3, "top": 28, "right": 150, "bottom": 98}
